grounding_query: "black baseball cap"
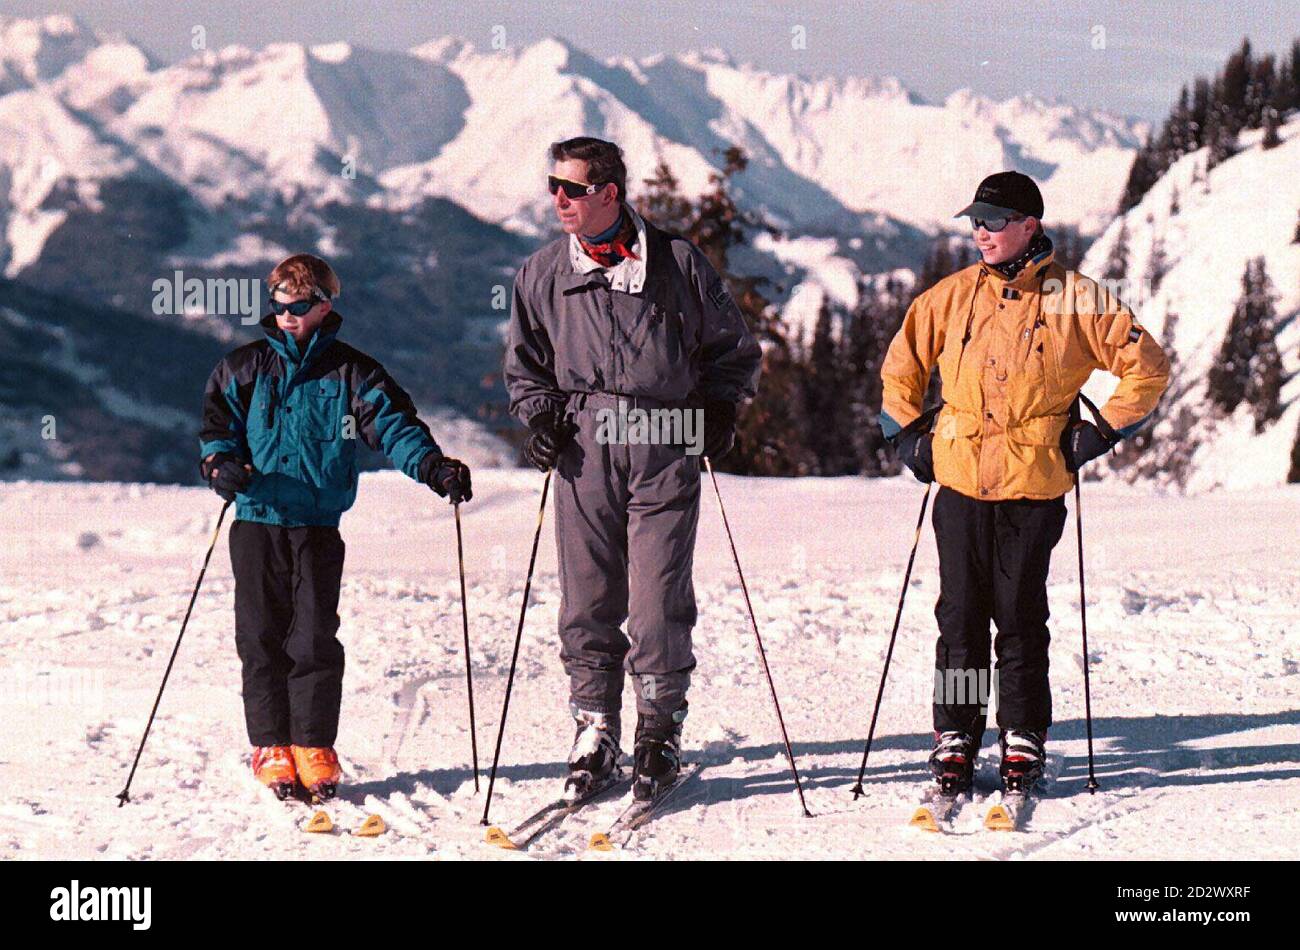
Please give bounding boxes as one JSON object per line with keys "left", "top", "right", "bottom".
{"left": 954, "top": 171, "right": 1044, "bottom": 220}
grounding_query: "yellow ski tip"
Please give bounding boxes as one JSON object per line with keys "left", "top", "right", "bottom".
{"left": 984, "top": 804, "right": 1014, "bottom": 831}
{"left": 908, "top": 807, "right": 940, "bottom": 832}
{"left": 588, "top": 832, "right": 614, "bottom": 852}
{"left": 303, "top": 810, "right": 333, "bottom": 833}
{"left": 483, "top": 826, "right": 517, "bottom": 850}
{"left": 354, "top": 814, "right": 386, "bottom": 837}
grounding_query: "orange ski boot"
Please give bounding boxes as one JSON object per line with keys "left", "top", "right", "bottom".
{"left": 292, "top": 746, "right": 341, "bottom": 801}
{"left": 252, "top": 746, "right": 297, "bottom": 800}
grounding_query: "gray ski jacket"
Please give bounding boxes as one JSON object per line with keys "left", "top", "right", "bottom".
{"left": 505, "top": 211, "right": 762, "bottom": 425}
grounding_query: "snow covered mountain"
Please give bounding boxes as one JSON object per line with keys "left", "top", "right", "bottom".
{"left": 393, "top": 38, "right": 1143, "bottom": 236}
{"left": 0, "top": 16, "right": 1146, "bottom": 273}
{"left": 1082, "top": 114, "right": 1300, "bottom": 492}
{"left": 0, "top": 14, "right": 1150, "bottom": 482}
{"left": 0, "top": 13, "right": 150, "bottom": 98}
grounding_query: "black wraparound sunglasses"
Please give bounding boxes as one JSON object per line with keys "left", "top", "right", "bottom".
{"left": 548, "top": 174, "right": 608, "bottom": 199}
{"left": 268, "top": 297, "right": 318, "bottom": 316}
{"left": 268, "top": 285, "right": 329, "bottom": 316}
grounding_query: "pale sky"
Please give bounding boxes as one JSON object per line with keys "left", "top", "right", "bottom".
{"left": 5, "top": 0, "right": 1298, "bottom": 120}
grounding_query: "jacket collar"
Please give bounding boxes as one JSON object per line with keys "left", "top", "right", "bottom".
{"left": 261, "top": 309, "right": 343, "bottom": 369}
{"left": 980, "top": 232, "right": 1055, "bottom": 291}
{"left": 568, "top": 203, "right": 649, "bottom": 293}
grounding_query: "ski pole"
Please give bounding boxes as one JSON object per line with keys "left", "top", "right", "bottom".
{"left": 1073, "top": 474, "right": 1100, "bottom": 793}
{"left": 480, "top": 469, "right": 552, "bottom": 826}
{"left": 453, "top": 501, "right": 481, "bottom": 792}
{"left": 116, "top": 499, "right": 232, "bottom": 806}
{"left": 851, "top": 482, "right": 933, "bottom": 798}
{"left": 704, "top": 456, "right": 812, "bottom": 818}
{"left": 1070, "top": 393, "right": 1105, "bottom": 794}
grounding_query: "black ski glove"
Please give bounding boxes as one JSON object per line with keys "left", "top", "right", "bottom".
{"left": 523, "top": 411, "right": 575, "bottom": 472}
{"left": 895, "top": 429, "right": 934, "bottom": 484}
{"left": 420, "top": 454, "right": 473, "bottom": 503}
{"left": 1061, "top": 421, "right": 1115, "bottom": 473}
{"left": 201, "top": 451, "right": 254, "bottom": 502}
{"left": 702, "top": 399, "right": 737, "bottom": 461}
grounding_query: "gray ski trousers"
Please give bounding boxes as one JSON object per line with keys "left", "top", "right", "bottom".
{"left": 555, "top": 393, "right": 700, "bottom": 720}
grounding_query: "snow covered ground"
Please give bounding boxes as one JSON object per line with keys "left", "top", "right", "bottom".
{"left": 1, "top": 471, "right": 1297, "bottom": 860}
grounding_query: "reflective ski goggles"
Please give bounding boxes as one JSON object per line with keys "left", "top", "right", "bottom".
{"left": 547, "top": 174, "right": 608, "bottom": 199}
{"left": 970, "top": 213, "right": 1025, "bottom": 233}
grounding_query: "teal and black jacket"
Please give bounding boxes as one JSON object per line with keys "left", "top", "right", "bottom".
{"left": 199, "top": 310, "right": 441, "bottom": 527}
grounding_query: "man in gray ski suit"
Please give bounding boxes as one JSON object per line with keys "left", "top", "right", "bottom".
{"left": 505, "top": 136, "right": 761, "bottom": 802}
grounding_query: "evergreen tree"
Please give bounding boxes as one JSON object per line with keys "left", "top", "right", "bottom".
{"left": 1261, "top": 106, "right": 1282, "bottom": 149}
{"left": 1190, "top": 77, "right": 1212, "bottom": 148}
{"left": 844, "top": 277, "right": 912, "bottom": 475}
{"left": 1221, "top": 39, "right": 1253, "bottom": 132}
{"left": 1208, "top": 261, "right": 1258, "bottom": 413}
{"left": 1204, "top": 97, "right": 1239, "bottom": 171}
{"left": 1145, "top": 237, "right": 1169, "bottom": 294}
{"left": 637, "top": 162, "right": 693, "bottom": 232}
{"left": 802, "top": 299, "right": 856, "bottom": 474}
{"left": 1103, "top": 219, "right": 1130, "bottom": 281}
{"left": 1291, "top": 40, "right": 1300, "bottom": 110}
{"left": 1245, "top": 53, "right": 1275, "bottom": 128}
{"left": 917, "top": 234, "right": 955, "bottom": 295}
{"left": 1241, "top": 259, "right": 1285, "bottom": 431}
{"left": 1288, "top": 417, "right": 1300, "bottom": 483}
{"left": 1118, "top": 138, "right": 1160, "bottom": 213}
{"left": 1207, "top": 257, "right": 1285, "bottom": 427}
{"left": 1116, "top": 36, "right": 1296, "bottom": 210}
{"left": 1169, "top": 86, "right": 1196, "bottom": 155}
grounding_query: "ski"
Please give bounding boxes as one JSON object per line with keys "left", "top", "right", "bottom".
{"left": 985, "top": 751, "right": 1056, "bottom": 831}
{"left": 300, "top": 804, "right": 388, "bottom": 837}
{"left": 300, "top": 807, "right": 388, "bottom": 837}
{"left": 587, "top": 762, "right": 703, "bottom": 852}
{"left": 275, "top": 786, "right": 387, "bottom": 837}
{"left": 983, "top": 785, "right": 1037, "bottom": 832}
{"left": 907, "top": 785, "right": 971, "bottom": 833}
{"left": 484, "top": 771, "right": 631, "bottom": 851}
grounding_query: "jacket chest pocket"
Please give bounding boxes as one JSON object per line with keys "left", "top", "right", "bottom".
{"left": 1012, "top": 309, "right": 1051, "bottom": 380}
{"left": 626, "top": 294, "right": 685, "bottom": 359}
{"left": 304, "top": 378, "right": 343, "bottom": 441}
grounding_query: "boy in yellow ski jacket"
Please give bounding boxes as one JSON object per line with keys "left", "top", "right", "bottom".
{"left": 880, "top": 171, "right": 1169, "bottom": 793}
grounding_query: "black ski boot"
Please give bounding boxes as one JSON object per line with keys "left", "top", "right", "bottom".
{"left": 928, "top": 731, "right": 976, "bottom": 796}
{"left": 564, "top": 706, "right": 621, "bottom": 801}
{"left": 999, "top": 729, "right": 1046, "bottom": 793}
{"left": 631, "top": 706, "right": 686, "bottom": 803}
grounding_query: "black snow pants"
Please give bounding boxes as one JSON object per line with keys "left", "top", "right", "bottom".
{"left": 931, "top": 486, "right": 1068, "bottom": 746}
{"left": 229, "top": 520, "right": 347, "bottom": 747}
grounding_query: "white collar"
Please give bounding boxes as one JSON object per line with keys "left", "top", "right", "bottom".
{"left": 568, "top": 204, "right": 648, "bottom": 294}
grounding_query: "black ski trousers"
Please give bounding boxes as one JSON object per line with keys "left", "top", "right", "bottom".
{"left": 230, "top": 520, "right": 346, "bottom": 747}
{"left": 931, "top": 486, "right": 1067, "bottom": 745}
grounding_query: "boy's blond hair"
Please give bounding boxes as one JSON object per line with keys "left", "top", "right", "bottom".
{"left": 267, "top": 254, "right": 340, "bottom": 300}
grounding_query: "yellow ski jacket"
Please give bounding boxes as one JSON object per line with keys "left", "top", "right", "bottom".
{"left": 881, "top": 245, "right": 1170, "bottom": 501}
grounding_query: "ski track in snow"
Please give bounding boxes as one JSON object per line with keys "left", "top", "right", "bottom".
{"left": 1, "top": 472, "right": 1297, "bottom": 860}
